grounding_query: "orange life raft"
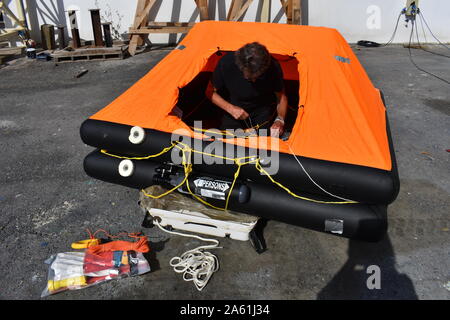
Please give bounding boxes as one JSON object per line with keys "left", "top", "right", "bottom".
{"left": 80, "top": 21, "right": 399, "bottom": 241}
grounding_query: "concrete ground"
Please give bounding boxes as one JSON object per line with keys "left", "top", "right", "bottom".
{"left": 0, "top": 44, "right": 448, "bottom": 300}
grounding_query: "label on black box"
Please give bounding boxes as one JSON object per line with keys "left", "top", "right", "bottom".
{"left": 193, "top": 177, "right": 231, "bottom": 200}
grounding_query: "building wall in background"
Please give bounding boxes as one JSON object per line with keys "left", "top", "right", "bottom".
{"left": 4, "top": 0, "right": 450, "bottom": 46}
{"left": 309, "top": 0, "right": 450, "bottom": 43}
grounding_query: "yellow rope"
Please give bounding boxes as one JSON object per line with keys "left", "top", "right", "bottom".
{"left": 101, "top": 143, "right": 176, "bottom": 160}
{"left": 190, "top": 126, "right": 238, "bottom": 137}
{"left": 190, "top": 119, "right": 270, "bottom": 139}
{"left": 101, "top": 140, "right": 358, "bottom": 209}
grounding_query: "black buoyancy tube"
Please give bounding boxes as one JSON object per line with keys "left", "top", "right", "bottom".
{"left": 83, "top": 150, "right": 250, "bottom": 205}
{"left": 80, "top": 117, "right": 399, "bottom": 205}
{"left": 83, "top": 149, "right": 387, "bottom": 242}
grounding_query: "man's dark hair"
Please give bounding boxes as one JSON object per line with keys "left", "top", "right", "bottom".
{"left": 235, "top": 42, "right": 271, "bottom": 80}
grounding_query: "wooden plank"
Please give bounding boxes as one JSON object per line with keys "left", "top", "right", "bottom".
{"left": 230, "top": 0, "right": 254, "bottom": 21}
{"left": 287, "top": 0, "right": 293, "bottom": 24}
{"left": 147, "top": 22, "right": 195, "bottom": 27}
{"left": 134, "top": 0, "right": 157, "bottom": 28}
{"left": 0, "top": 29, "right": 22, "bottom": 41}
{"left": 195, "top": 0, "right": 209, "bottom": 21}
{"left": 131, "top": 0, "right": 148, "bottom": 29}
{"left": 14, "top": 0, "right": 26, "bottom": 27}
{"left": 129, "top": 0, "right": 156, "bottom": 56}
{"left": 0, "top": 46, "right": 22, "bottom": 56}
{"left": 261, "top": 0, "right": 270, "bottom": 23}
{"left": 129, "top": 0, "right": 149, "bottom": 56}
{"left": 292, "top": 0, "right": 301, "bottom": 25}
{"left": 0, "top": 0, "right": 25, "bottom": 27}
{"left": 129, "top": 27, "right": 193, "bottom": 34}
{"left": 227, "top": 0, "right": 243, "bottom": 21}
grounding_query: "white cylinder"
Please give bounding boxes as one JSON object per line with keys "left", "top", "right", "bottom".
{"left": 118, "top": 159, "right": 134, "bottom": 177}
{"left": 129, "top": 126, "right": 146, "bottom": 144}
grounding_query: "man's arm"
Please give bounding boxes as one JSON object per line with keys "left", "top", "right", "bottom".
{"left": 270, "top": 90, "right": 288, "bottom": 137}
{"left": 206, "top": 82, "right": 249, "bottom": 120}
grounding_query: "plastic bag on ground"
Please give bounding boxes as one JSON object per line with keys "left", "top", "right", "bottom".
{"left": 41, "top": 249, "right": 150, "bottom": 297}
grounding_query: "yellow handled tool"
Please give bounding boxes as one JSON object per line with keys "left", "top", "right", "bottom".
{"left": 71, "top": 238, "right": 100, "bottom": 249}
{"left": 48, "top": 276, "right": 87, "bottom": 292}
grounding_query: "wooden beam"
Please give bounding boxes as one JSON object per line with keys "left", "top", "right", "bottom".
{"left": 0, "top": 0, "right": 25, "bottom": 27}
{"left": 129, "top": 0, "right": 148, "bottom": 55}
{"left": 195, "top": 0, "right": 209, "bottom": 21}
{"left": 134, "top": 0, "right": 157, "bottom": 29}
{"left": 230, "top": 0, "right": 254, "bottom": 21}
{"left": 131, "top": 0, "right": 149, "bottom": 29}
{"left": 292, "top": 0, "right": 301, "bottom": 25}
{"left": 129, "top": 0, "right": 154, "bottom": 56}
{"left": 261, "top": 0, "right": 271, "bottom": 23}
{"left": 129, "top": 27, "right": 193, "bottom": 34}
{"left": 14, "top": 0, "right": 26, "bottom": 26}
{"left": 0, "top": 29, "right": 23, "bottom": 41}
{"left": 147, "top": 22, "right": 195, "bottom": 27}
{"left": 227, "top": 0, "right": 243, "bottom": 21}
{"left": 286, "top": 0, "right": 293, "bottom": 24}
{"left": 0, "top": 46, "right": 23, "bottom": 56}
{"left": 281, "top": 0, "right": 302, "bottom": 25}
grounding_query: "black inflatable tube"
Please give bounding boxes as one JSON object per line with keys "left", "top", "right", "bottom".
{"left": 84, "top": 149, "right": 387, "bottom": 241}
{"left": 80, "top": 113, "right": 399, "bottom": 205}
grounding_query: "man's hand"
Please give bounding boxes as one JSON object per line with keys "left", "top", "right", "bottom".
{"left": 270, "top": 120, "right": 285, "bottom": 138}
{"left": 229, "top": 105, "right": 249, "bottom": 120}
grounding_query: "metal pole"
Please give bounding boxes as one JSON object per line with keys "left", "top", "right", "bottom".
{"left": 102, "top": 22, "right": 113, "bottom": 47}
{"left": 68, "top": 10, "right": 81, "bottom": 48}
{"left": 89, "top": 9, "right": 104, "bottom": 47}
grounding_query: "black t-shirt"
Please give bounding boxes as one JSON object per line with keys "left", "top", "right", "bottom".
{"left": 212, "top": 52, "right": 284, "bottom": 130}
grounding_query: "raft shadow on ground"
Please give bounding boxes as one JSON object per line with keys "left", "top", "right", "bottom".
{"left": 317, "top": 235, "right": 418, "bottom": 300}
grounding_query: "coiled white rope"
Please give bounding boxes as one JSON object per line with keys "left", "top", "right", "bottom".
{"left": 154, "top": 219, "right": 221, "bottom": 291}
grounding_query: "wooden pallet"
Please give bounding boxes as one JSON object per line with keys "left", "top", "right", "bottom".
{"left": 0, "top": 46, "right": 24, "bottom": 64}
{"left": 52, "top": 46, "right": 127, "bottom": 63}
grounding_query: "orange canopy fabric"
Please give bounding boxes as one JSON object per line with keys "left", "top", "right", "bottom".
{"left": 90, "top": 21, "right": 391, "bottom": 171}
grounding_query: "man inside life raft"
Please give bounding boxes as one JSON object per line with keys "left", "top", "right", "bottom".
{"left": 206, "top": 42, "right": 289, "bottom": 138}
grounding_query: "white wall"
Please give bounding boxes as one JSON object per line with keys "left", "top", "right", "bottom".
{"left": 309, "top": 0, "right": 450, "bottom": 43}
{"left": 3, "top": 0, "right": 450, "bottom": 46}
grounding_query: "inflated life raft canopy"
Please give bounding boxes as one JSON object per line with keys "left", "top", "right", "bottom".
{"left": 88, "top": 21, "right": 391, "bottom": 172}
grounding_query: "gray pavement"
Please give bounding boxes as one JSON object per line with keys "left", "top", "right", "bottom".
{"left": 0, "top": 44, "right": 448, "bottom": 300}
